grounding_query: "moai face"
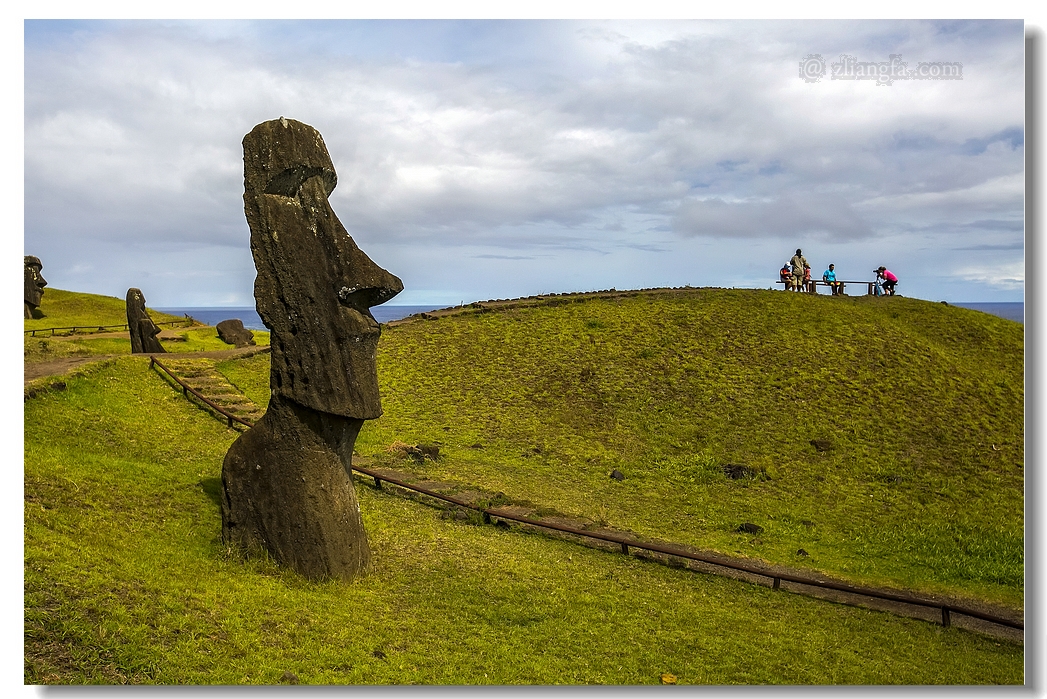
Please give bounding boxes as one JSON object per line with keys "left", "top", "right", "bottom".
{"left": 242, "top": 118, "right": 403, "bottom": 419}
{"left": 24, "top": 256, "right": 46, "bottom": 308}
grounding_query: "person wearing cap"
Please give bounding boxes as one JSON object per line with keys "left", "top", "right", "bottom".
{"left": 822, "top": 263, "right": 842, "bottom": 295}
{"left": 789, "top": 248, "right": 808, "bottom": 293}
{"left": 875, "top": 266, "right": 898, "bottom": 296}
{"left": 779, "top": 262, "right": 793, "bottom": 290}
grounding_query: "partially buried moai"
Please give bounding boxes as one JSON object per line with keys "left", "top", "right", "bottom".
{"left": 126, "top": 288, "right": 166, "bottom": 354}
{"left": 221, "top": 118, "right": 403, "bottom": 580}
{"left": 24, "top": 256, "right": 47, "bottom": 319}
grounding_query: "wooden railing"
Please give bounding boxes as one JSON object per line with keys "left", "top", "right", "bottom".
{"left": 25, "top": 316, "right": 196, "bottom": 337}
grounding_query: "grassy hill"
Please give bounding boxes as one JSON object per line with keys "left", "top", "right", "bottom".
{"left": 24, "top": 356, "right": 1022, "bottom": 684}
{"left": 24, "top": 289, "right": 269, "bottom": 360}
{"left": 24, "top": 286, "right": 1024, "bottom": 684}
{"left": 329, "top": 288, "right": 1021, "bottom": 607}
{"left": 24, "top": 288, "right": 186, "bottom": 330}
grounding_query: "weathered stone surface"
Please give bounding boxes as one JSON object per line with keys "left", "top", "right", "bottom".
{"left": 24, "top": 256, "right": 46, "bottom": 319}
{"left": 216, "top": 318, "right": 255, "bottom": 347}
{"left": 125, "top": 288, "right": 166, "bottom": 354}
{"left": 244, "top": 117, "right": 403, "bottom": 419}
{"left": 223, "top": 117, "right": 403, "bottom": 580}
{"left": 222, "top": 395, "right": 370, "bottom": 579}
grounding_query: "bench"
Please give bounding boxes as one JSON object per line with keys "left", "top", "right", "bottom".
{"left": 776, "top": 279, "right": 879, "bottom": 295}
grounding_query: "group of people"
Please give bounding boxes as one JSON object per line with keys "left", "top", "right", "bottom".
{"left": 779, "top": 249, "right": 897, "bottom": 296}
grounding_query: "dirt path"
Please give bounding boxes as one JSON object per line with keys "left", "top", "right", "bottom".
{"left": 24, "top": 346, "right": 270, "bottom": 386}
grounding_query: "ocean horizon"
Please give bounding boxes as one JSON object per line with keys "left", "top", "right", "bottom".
{"left": 951, "top": 302, "right": 1024, "bottom": 324}
{"left": 156, "top": 305, "right": 448, "bottom": 331}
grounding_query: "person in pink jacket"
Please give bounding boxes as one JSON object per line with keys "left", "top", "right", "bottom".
{"left": 875, "top": 266, "right": 898, "bottom": 295}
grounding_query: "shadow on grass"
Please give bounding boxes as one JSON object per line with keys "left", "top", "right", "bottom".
{"left": 199, "top": 477, "right": 222, "bottom": 508}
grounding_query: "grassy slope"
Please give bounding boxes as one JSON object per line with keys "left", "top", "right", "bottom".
{"left": 24, "top": 290, "right": 269, "bottom": 361}
{"left": 24, "top": 288, "right": 185, "bottom": 330}
{"left": 336, "top": 289, "right": 1023, "bottom": 608}
{"left": 24, "top": 358, "right": 1022, "bottom": 684}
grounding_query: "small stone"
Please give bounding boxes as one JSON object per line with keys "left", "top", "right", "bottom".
{"left": 417, "top": 444, "right": 440, "bottom": 460}
{"left": 661, "top": 673, "right": 677, "bottom": 685}
{"left": 723, "top": 463, "right": 757, "bottom": 480}
{"left": 281, "top": 671, "right": 300, "bottom": 684}
{"left": 737, "top": 522, "right": 763, "bottom": 535}
{"left": 372, "top": 650, "right": 387, "bottom": 659}
{"left": 797, "top": 548, "right": 809, "bottom": 557}
{"left": 470, "top": 443, "right": 484, "bottom": 449}
{"left": 610, "top": 469, "right": 625, "bottom": 482}
{"left": 800, "top": 520, "right": 815, "bottom": 528}
{"left": 809, "top": 439, "right": 832, "bottom": 453}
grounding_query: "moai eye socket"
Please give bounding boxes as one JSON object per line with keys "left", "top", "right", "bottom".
{"left": 264, "top": 166, "right": 337, "bottom": 198}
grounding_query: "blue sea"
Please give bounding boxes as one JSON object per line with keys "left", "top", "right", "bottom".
{"left": 156, "top": 305, "right": 446, "bottom": 331}
{"left": 952, "top": 302, "right": 1024, "bottom": 324}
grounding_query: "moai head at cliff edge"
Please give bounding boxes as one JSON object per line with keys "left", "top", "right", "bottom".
{"left": 24, "top": 256, "right": 46, "bottom": 318}
{"left": 243, "top": 117, "right": 403, "bottom": 419}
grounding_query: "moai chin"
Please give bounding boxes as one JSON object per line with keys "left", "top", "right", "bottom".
{"left": 221, "top": 118, "right": 403, "bottom": 580}
{"left": 126, "top": 288, "right": 166, "bottom": 354}
{"left": 24, "top": 256, "right": 47, "bottom": 319}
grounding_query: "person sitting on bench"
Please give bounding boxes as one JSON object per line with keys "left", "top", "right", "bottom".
{"left": 822, "top": 263, "right": 843, "bottom": 295}
{"left": 780, "top": 262, "right": 793, "bottom": 290}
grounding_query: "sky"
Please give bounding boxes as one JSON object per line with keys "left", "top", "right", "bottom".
{"left": 24, "top": 19, "right": 1026, "bottom": 306}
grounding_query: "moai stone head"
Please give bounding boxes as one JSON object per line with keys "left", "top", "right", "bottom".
{"left": 126, "top": 287, "right": 165, "bottom": 354}
{"left": 243, "top": 118, "right": 403, "bottom": 419}
{"left": 24, "top": 256, "right": 46, "bottom": 317}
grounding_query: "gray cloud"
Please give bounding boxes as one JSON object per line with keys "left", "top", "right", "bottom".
{"left": 24, "top": 19, "right": 1025, "bottom": 305}
{"left": 672, "top": 194, "right": 873, "bottom": 239}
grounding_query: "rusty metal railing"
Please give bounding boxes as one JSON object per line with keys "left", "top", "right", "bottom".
{"left": 26, "top": 315, "right": 195, "bottom": 337}
{"left": 149, "top": 356, "right": 1024, "bottom": 634}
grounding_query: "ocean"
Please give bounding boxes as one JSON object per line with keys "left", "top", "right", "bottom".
{"left": 156, "top": 305, "right": 447, "bottom": 331}
{"left": 951, "top": 302, "right": 1024, "bottom": 324}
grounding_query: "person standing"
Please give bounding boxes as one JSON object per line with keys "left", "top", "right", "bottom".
{"left": 822, "top": 263, "right": 842, "bottom": 295}
{"left": 790, "top": 248, "right": 808, "bottom": 293}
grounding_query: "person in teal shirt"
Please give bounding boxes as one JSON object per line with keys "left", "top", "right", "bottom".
{"left": 822, "top": 263, "right": 843, "bottom": 295}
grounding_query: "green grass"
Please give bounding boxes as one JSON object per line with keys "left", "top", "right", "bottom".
{"left": 328, "top": 289, "right": 1022, "bottom": 608}
{"left": 24, "top": 290, "right": 269, "bottom": 362}
{"left": 24, "top": 357, "right": 1023, "bottom": 684}
{"left": 24, "top": 288, "right": 185, "bottom": 330}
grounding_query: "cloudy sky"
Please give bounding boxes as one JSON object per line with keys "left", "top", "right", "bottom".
{"left": 24, "top": 19, "right": 1025, "bottom": 306}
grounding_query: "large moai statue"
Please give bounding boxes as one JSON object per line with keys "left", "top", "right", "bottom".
{"left": 24, "top": 256, "right": 47, "bottom": 319}
{"left": 126, "top": 288, "right": 166, "bottom": 354}
{"left": 221, "top": 118, "right": 403, "bottom": 580}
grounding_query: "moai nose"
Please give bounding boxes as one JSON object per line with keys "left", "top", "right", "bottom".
{"left": 337, "top": 249, "right": 404, "bottom": 311}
